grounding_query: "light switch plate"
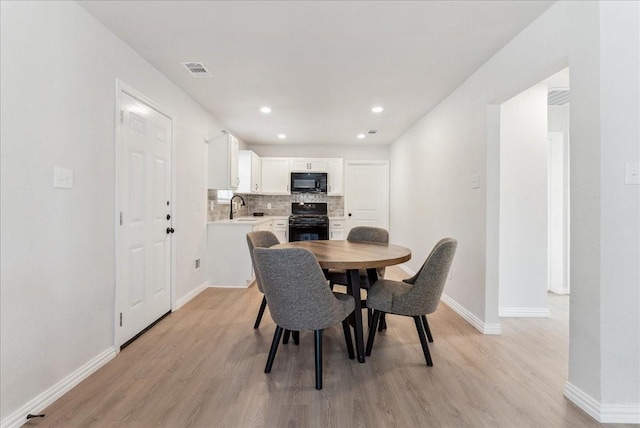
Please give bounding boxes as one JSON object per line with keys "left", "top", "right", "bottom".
{"left": 625, "top": 161, "right": 639, "bottom": 185}
{"left": 54, "top": 167, "right": 73, "bottom": 189}
{"left": 470, "top": 175, "right": 481, "bottom": 189}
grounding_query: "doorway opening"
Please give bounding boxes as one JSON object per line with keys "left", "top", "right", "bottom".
{"left": 497, "top": 67, "right": 570, "bottom": 319}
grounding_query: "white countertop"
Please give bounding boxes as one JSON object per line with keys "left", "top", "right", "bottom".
{"left": 208, "top": 215, "right": 287, "bottom": 226}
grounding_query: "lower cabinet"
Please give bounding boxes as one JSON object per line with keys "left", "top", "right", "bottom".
{"left": 272, "top": 218, "right": 288, "bottom": 243}
{"left": 329, "top": 218, "right": 345, "bottom": 240}
{"left": 208, "top": 223, "right": 257, "bottom": 287}
{"left": 207, "top": 217, "right": 288, "bottom": 287}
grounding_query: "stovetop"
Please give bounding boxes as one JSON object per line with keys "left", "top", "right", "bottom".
{"left": 290, "top": 202, "right": 328, "bottom": 217}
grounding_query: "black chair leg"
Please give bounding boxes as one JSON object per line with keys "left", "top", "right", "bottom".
{"left": 342, "top": 319, "right": 355, "bottom": 359}
{"left": 378, "top": 313, "right": 387, "bottom": 331}
{"left": 421, "top": 315, "right": 433, "bottom": 343}
{"left": 292, "top": 331, "right": 299, "bottom": 345}
{"left": 365, "top": 310, "right": 381, "bottom": 356}
{"left": 414, "top": 316, "right": 433, "bottom": 366}
{"left": 265, "top": 326, "right": 284, "bottom": 373}
{"left": 283, "top": 329, "right": 291, "bottom": 344}
{"left": 367, "top": 308, "right": 373, "bottom": 327}
{"left": 254, "top": 296, "right": 267, "bottom": 329}
{"left": 314, "top": 329, "right": 323, "bottom": 390}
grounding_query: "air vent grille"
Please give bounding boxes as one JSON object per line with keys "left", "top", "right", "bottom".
{"left": 548, "top": 89, "right": 569, "bottom": 105}
{"left": 182, "top": 62, "right": 212, "bottom": 78}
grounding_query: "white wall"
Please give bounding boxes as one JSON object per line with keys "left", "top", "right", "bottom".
{"left": 598, "top": 0, "right": 640, "bottom": 408}
{"left": 249, "top": 143, "right": 389, "bottom": 160}
{"left": 0, "top": 1, "right": 222, "bottom": 422}
{"left": 389, "top": 0, "right": 639, "bottom": 421}
{"left": 498, "top": 84, "right": 549, "bottom": 315}
{"left": 548, "top": 104, "right": 570, "bottom": 133}
{"left": 548, "top": 104, "right": 570, "bottom": 296}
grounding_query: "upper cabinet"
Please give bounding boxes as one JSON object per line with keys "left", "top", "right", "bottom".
{"left": 327, "top": 158, "right": 344, "bottom": 196}
{"left": 261, "top": 157, "right": 290, "bottom": 194}
{"left": 290, "top": 158, "right": 327, "bottom": 172}
{"left": 207, "top": 134, "right": 239, "bottom": 190}
{"left": 237, "top": 150, "right": 261, "bottom": 194}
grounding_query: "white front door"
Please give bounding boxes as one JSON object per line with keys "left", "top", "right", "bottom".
{"left": 116, "top": 88, "right": 173, "bottom": 346}
{"left": 344, "top": 160, "right": 389, "bottom": 235}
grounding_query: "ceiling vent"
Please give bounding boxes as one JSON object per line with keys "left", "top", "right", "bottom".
{"left": 367, "top": 130, "right": 378, "bottom": 134}
{"left": 548, "top": 88, "right": 569, "bottom": 105}
{"left": 182, "top": 62, "right": 212, "bottom": 78}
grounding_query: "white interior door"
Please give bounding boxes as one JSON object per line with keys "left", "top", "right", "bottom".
{"left": 117, "top": 88, "right": 173, "bottom": 346}
{"left": 344, "top": 161, "right": 389, "bottom": 235}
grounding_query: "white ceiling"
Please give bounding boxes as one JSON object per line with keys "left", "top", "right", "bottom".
{"left": 78, "top": 1, "right": 554, "bottom": 146}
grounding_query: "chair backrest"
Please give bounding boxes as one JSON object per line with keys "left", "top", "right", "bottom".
{"left": 398, "top": 238, "right": 457, "bottom": 315}
{"left": 347, "top": 226, "right": 389, "bottom": 278}
{"left": 347, "top": 226, "right": 389, "bottom": 244}
{"left": 246, "top": 231, "right": 281, "bottom": 293}
{"left": 253, "top": 247, "right": 350, "bottom": 331}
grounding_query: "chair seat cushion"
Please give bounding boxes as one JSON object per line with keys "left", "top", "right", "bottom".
{"left": 333, "top": 292, "right": 356, "bottom": 317}
{"left": 366, "top": 279, "right": 412, "bottom": 314}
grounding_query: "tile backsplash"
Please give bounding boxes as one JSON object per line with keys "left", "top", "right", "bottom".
{"left": 208, "top": 190, "right": 344, "bottom": 221}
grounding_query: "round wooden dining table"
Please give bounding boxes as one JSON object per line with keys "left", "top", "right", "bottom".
{"left": 273, "top": 240, "right": 411, "bottom": 363}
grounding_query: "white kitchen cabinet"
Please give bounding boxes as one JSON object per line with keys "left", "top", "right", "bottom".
{"left": 290, "top": 158, "right": 327, "bottom": 172}
{"left": 208, "top": 218, "right": 273, "bottom": 287}
{"left": 261, "top": 157, "right": 290, "bottom": 194}
{"left": 272, "top": 217, "right": 288, "bottom": 243}
{"left": 207, "top": 133, "right": 239, "bottom": 190}
{"left": 329, "top": 218, "right": 345, "bottom": 240}
{"left": 327, "top": 158, "right": 344, "bottom": 196}
{"left": 237, "top": 150, "right": 261, "bottom": 194}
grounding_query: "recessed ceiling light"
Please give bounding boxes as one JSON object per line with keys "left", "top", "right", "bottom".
{"left": 371, "top": 106, "right": 384, "bottom": 113}
{"left": 278, "top": 134, "right": 286, "bottom": 139}
{"left": 260, "top": 106, "right": 272, "bottom": 114}
{"left": 357, "top": 134, "right": 366, "bottom": 139}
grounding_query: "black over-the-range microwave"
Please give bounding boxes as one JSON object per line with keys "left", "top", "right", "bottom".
{"left": 290, "top": 172, "right": 328, "bottom": 193}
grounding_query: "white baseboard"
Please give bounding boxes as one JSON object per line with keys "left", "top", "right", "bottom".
{"left": 441, "top": 293, "right": 502, "bottom": 335}
{"left": 208, "top": 284, "right": 250, "bottom": 289}
{"left": 499, "top": 307, "right": 550, "bottom": 317}
{"left": 397, "top": 263, "right": 501, "bottom": 335}
{"left": 175, "top": 281, "right": 209, "bottom": 310}
{"left": 564, "top": 382, "right": 640, "bottom": 424}
{"left": 1, "top": 347, "right": 117, "bottom": 428}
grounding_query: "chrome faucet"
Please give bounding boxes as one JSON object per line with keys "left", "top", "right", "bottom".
{"left": 229, "top": 194, "right": 246, "bottom": 220}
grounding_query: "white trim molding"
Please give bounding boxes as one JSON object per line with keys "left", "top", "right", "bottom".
{"left": 498, "top": 307, "right": 551, "bottom": 317}
{"left": 1, "top": 347, "right": 117, "bottom": 428}
{"left": 564, "top": 382, "right": 640, "bottom": 424}
{"left": 441, "top": 294, "right": 502, "bottom": 335}
{"left": 397, "top": 264, "right": 501, "bottom": 335}
{"left": 175, "top": 281, "right": 209, "bottom": 310}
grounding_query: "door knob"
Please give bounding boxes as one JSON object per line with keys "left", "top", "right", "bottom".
{"left": 166, "top": 227, "right": 175, "bottom": 234}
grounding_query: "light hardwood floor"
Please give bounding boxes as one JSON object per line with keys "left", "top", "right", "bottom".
{"left": 30, "top": 267, "right": 631, "bottom": 428}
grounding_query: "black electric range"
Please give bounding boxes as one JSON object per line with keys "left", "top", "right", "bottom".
{"left": 288, "top": 202, "right": 329, "bottom": 241}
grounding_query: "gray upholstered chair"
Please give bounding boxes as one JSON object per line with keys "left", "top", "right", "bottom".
{"left": 365, "top": 238, "right": 457, "bottom": 366}
{"left": 253, "top": 247, "right": 355, "bottom": 390}
{"left": 328, "top": 226, "right": 389, "bottom": 289}
{"left": 246, "top": 231, "right": 281, "bottom": 329}
{"left": 327, "top": 226, "right": 389, "bottom": 327}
